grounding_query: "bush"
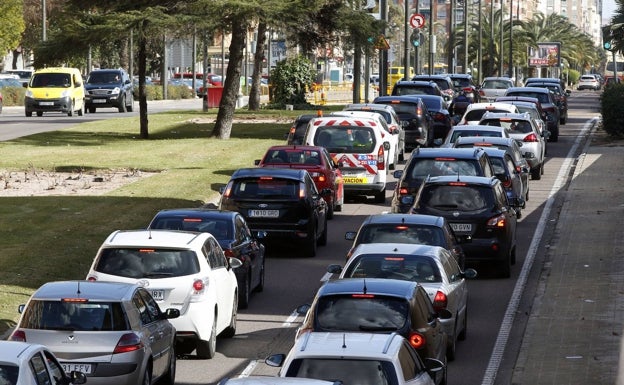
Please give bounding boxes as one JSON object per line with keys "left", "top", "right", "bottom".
{"left": 600, "top": 83, "right": 624, "bottom": 137}
{"left": 269, "top": 56, "right": 316, "bottom": 109}
{"left": 1, "top": 86, "right": 26, "bottom": 106}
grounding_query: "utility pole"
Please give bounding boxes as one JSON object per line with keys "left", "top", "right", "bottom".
{"left": 42, "top": 0, "right": 47, "bottom": 41}
{"left": 379, "top": 0, "right": 388, "bottom": 95}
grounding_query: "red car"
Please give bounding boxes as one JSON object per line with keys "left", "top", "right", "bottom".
{"left": 255, "top": 145, "right": 344, "bottom": 219}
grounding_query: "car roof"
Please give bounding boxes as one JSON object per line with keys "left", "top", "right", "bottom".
{"left": 230, "top": 167, "right": 309, "bottom": 181}
{"left": 330, "top": 110, "right": 386, "bottom": 122}
{"left": 317, "top": 277, "right": 418, "bottom": 298}
{"left": 344, "top": 103, "right": 396, "bottom": 112}
{"left": 477, "top": 147, "right": 510, "bottom": 159}
{"left": 494, "top": 96, "right": 540, "bottom": 104}
{"left": 424, "top": 175, "right": 498, "bottom": 187}
{"left": 409, "top": 146, "right": 488, "bottom": 159}
{"left": 221, "top": 377, "right": 338, "bottom": 385}
{"left": 373, "top": 95, "right": 423, "bottom": 104}
{"left": 480, "top": 112, "right": 532, "bottom": 121}
{"left": 412, "top": 74, "right": 451, "bottom": 81}
{"left": 415, "top": 94, "right": 445, "bottom": 103}
{"left": 101, "top": 229, "right": 211, "bottom": 248}
{"left": 482, "top": 76, "right": 514, "bottom": 81}
{"left": 524, "top": 77, "right": 560, "bottom": 84}
{"left": 293, "top": 332, "right": 407, "bottom": 359}
{"left": 310, "top": 116, "right": 382, "bottom": 128}
{"left": 454, "top": 136, "right": 519, "bottom": 147}
{"left": 351, "top": 243, "right": 447, "bottom": 259}
{"left": 265, "top": 145, "right": 328, "bottom": 152}
{"left": 30, "top": 280, "right": 138, "bottom": 301}
{"left": 506, "top": 86, "right": 550, "bottom": 94}
{"left": 152, "top": 208, "right": 238, "bottom": 220}
{"left": 394, "top": 80, "right": 439, "bottom": 87}
{"left": 361, "top": 213, "right": 446, "bottom": 227}
{"left": 465, "top": 102, "right": 517, "bottom": 111}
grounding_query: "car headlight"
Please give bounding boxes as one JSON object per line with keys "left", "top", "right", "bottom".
{"left": 61, "top": 90, "right": 71, "bottom": 98}
{"left": 111, "top": 87, "right": 121, "bottom": 95}
{"left": 25, "top": 90, "right": 33, "bottom": 98}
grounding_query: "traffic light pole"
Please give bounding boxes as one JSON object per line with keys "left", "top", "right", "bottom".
{"left": 403, "top": 0, "right": 410, "bottom": 81}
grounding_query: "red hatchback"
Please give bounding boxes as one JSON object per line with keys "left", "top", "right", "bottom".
{"left": 255, "top": 145, "right": 344, "bottom": 219}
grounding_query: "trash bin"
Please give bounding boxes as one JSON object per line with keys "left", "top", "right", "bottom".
{"left": 204, "top": 86, "right": 224, "bottom": 108}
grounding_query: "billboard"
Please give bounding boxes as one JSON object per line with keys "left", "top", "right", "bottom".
{"left": 528, "top": 42, "right": 561, "bottom": 67}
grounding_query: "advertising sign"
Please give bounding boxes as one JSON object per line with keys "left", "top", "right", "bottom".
{"left": 528, "top": 42, "right": 561, "bottom": 67}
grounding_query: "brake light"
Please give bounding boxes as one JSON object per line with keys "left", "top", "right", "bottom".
{"left": 113, "top": 333, "right": 144, "bottom": 354}
{"left": 223, "top": 249, "right": 235, "bottom": 258}
{"left": 462, "top": 87, "right": 473, "bottom": 93}
{"left": 87, "top": 276, "right": 97, "bottom": 281}
{"left": 433, "top": 112, "right": 446, "bottom": 122}
{"left": 352, "top": 294, "right": 375, "bottom": 298}
{"left": 523, "top": 133, "right": 538, "bottom": 142}
{"left": 502, "top": 176, "right": 512, "bottom": 188}
{"left": 432, "top": 291, "right": 448, "bottom": 312}
{"left": 193, "top": 279, "right": 205, "bottom": 292}
{"left": 9, "top": 330, "right": 26, "bottom": 342}
{"left": 487, "top": 213, "right": 506, "bottom": 227}
{"left": 299, "top": 185, "right": 306, "bottom": 198}
{"left": 223, "top": 185, "right": 232, "bottom": 198}
{"left": 62, "top": 298, "right": 89, "bottom": 303}
{"left": 479, "top": 89, "right": 485, "bottom": 96}
{"left": 399, "top": 187, "right": 409, "bottom": 195}
{"left": 377, "top": 145, "right": 385, "bottom": 171}
{"left": 408, "top": 331, "right": 426, "bottom": 349}
{"left": 449, "top": 182, "right": 467, "bottom": 186}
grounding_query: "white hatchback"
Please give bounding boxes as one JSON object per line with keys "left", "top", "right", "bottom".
{"left": 457, "top": 102, "right": 519, "bottom": 125}
{"left": 86, "top": 229, "right": 242, "bottom": 359}
{"left": 438, "top": 124, "right": 511, "bottom": 147}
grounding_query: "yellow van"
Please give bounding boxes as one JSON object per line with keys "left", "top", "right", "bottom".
{"left": 387, "top": 66, "right": 415, "bottom": 89}
{"left": 24, "top": 67, "right": 85, "bottom": 117}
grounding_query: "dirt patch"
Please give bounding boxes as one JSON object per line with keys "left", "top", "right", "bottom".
{"left": 0, "top": 168, "right": 156, "bottom": 197}
{"left": 591, "top": 128, "right": 624, "bottom": 147}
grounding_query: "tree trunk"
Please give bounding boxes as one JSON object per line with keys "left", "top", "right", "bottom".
{"left": 353, "top": 43, "right": 362, "bottom": 103}
{"left": 138, "top": 26, "right": 149, "bottom": 139}
{"left": 12, "top": 48, "right": 21, "bottom": 69}
{"left": 213, "top": 19, "right": 247, "bottom": 139}
{"left": 248, "top": 22, "right": 267, "bottom": 111}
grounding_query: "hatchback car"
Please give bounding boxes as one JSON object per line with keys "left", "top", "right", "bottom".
{"left": 328, "top": 243, "right": 477, "bottom": 360}
{"left": 448, "top": 73, "right": 480, "bottom": 103}
{"left": 457, "top": 102, "right": 519, "bottom": 125}
{"left": 438, "top": 124, "right": 511, "bottom": 148}
{"left": 479, "top": 77, "right": 514, "bottom": 102}
{"left": 494, "top": 96, "right": 549, "bottom": 134}
{"left": 391, "top": 147, "right": 495, "bottom": 214}
{"left": 86, "top": 230, "right": 240, "bottom": 359}
{"left": 344, "top": 213, "right": 466, "bottom": 269}
{"left": 373, "top": 95, "right": 434, "bottom": 149}
{"left": 219, "top": 168, "right": 329, "bottom": 257}
{"left": 84, "top": 68, "right": 134, "bottom": 113}
{"left": 478, "top": 147, "right": 527, "bottom": 218}
{"left": 391, "top": 80, "right": 444, "bottom": 99}
{"left": 410, "top": 175, "right": 518, "bottom": 278}
{"left": 148, "top": 208, "right": 266, "bottom": 309}
{"left": 10, "top": 281, "right": 179, "bottom": 384}
{"left": 295, "top": 278, "right": 450, "bottom": 382}
{"left": 255, "top": 145, "right": 344, "bottom": 218}
{"left": 504, "top": 87, "right": 560, "bottom": 142}
{"left": 577, "top": 74, "right": 601, "bottom": 91}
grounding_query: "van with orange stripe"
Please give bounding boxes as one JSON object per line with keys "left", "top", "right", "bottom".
{"left": 303, "top": 116, "right": 390, "bottom": 203}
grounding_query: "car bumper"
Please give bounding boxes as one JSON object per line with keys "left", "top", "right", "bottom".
{"left": 461, "top": 238, "right": 510, "bottom": 262}
{"left": 170, "top": 300, "right": 216, "bottom": 342}
{"left": 25, "top": 96, "right": 72, "bottom": 113}
{"left": 344, "top": 182, "right": 385, "bottom": 194}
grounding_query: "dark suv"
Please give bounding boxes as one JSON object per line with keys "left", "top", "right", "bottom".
{"left": 85, "top": 68, "right": 134, "bottom": 113}
{"left": 285, "top": 114, "right": 318, "bottom": 145}
{"left": 411, "top": 75, "right": 455, "bottom": 102}
{"left": 391, "top": 80, "right": 444, "bottom": 98}
{"left": 410, "top": 175, "right": 518, "bottom": 278}
{"left": 219, "top": 168, "right": 329, "bottom": 258}
{"left": 296, "top": 278, "right": 451, "bottom": 377}
{"left": 373, "top": 95, "right": 434, "bottom": 150}
{"left": 448, "top": 73, "right": 480, "bottom": 103}
{"left": 391, "top": 147, "right": 495, "bottom": 214}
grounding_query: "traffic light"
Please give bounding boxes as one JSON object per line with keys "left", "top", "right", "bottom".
{"left": 410, "top": 30, "right": 420, "bottom": 47}
{"left": 604, "top": 41, "right": 613, "bottom": 50}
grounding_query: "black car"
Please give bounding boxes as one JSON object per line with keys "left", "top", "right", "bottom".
{"left": 478, "top": 147, "right": 526, "bottom": 218}
{"left": 505, "top": 87, "right": 560, "bottom": 142}
{"left": 410, "top": 175, "right": 518, "bottom": 278}
{"left": 297, "top": 278, "right": 451, "bottom": 383}
{"left": 411, "top": 74, "right": 455, "bottom": 102}
{"left": 344, "top": 213, "right": 466, "bottom": 269}
{"left": 524, "top": 82, "right": 568, "bottom": 125}
{"left": 285, "top": 114, "right": 318, "bottom": 145}
{"left": 219, "top": 168, "right": 329, "bottom": 258}
{"left": 84, "top": 68, "right": 134, "bottom": 113}
{"left": 373, "top": 95, "right": 434, "bottom": 150}
{"left": 147, "top": 208, "right": 266, "bottom": 308}
{"left": 417, "top": 94, "right": 454, "bottom": 140}
{"left": 448, "top": 73, "right": 481, "bottom": 103}
{"left": 391, "top": 147, "right": 495, "bottom": 214}
{"left": 391, "top": 80, "right": 444, "bottom": 98}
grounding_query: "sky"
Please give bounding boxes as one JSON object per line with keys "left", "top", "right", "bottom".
{"left": 604, "top": 0, "right": 618, "bottom": 24}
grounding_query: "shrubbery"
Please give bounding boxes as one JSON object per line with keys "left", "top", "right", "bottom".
{"left": 600, "top": 83, "right": 624, "bottom": 137}
{"left": 1, "top": 86, "right": 26, "bottom": 106}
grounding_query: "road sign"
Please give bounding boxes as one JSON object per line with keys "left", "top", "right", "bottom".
{"left": 410, "top": 13, "right": 425, "bottom": 29}
{"left": 374, "top": 35, "right": 390, "bottom": 50}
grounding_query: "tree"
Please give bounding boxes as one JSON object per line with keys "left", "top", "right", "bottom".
{"left": 269, "top": 56, "right": 315, "bottom": 107}
{"left": 0, "top": 0, "right": 25, "bottom": 69}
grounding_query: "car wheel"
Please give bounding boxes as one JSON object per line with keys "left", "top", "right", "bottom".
{"left": 222, "top": 295, "right": 238, "bottom": 338}
{"left": 255, "top": 261, "right": 265, "bottom": 293}
{"left": 318, "top": 217, "right": 328, "bottom": 246}
{"left": 157, "top": 347, "right": 176, "bottom": 385}
{"left": 127, "top": 93, "right": 134, "bottom": 112}
{"left": 327, "top": 199, "right": 334, "bottom": 220}
{"left": 25, "top": 110, "right": 32, "bottom": 117}
{"left": 304, "top": 227, "right": 317, "bottom": 257}
{"left": 516, "top": 207, "right": 522, "bottom": 220}
{"left": 118, "top": 95, "right": 127, "bottom": 113}
{"left": 36, "top": 111, "right": 43, "bottom": 117}
{"left": 511, "top": 246, "right": 517, "bottom": 265}
{"left": 196, "top": 320, "right": 217, "bottom": 359}
{"left": 531, "top": 166, "right": 541, "bottom": 180}
{"left": 140, "top": 365, "right": 151, "bottom": 385}
{"left": 176, "top": 340, "right": 194, "bottom": 356}
{"left": 458, "top": 308, "right": 467, "bottom": 341}
{"left": 67, "top": 101, "right": 74, "bottom": 116}
{"left": 77, "top": 102, "right": 84, "bottom": 116}
{"left": 89, "top": 107, "right": 96, "bottom": 113}
{"left": 525, "top": 186, "right": 529, "bottom": 202}
{"left": 238, "top": 274, "right": 250, "bottom": 310}
{"left": 447, "top": 320, "right": 457, "bottom": 361}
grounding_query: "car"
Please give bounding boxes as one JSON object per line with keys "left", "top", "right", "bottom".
{"left": 410, "top": 175, "right": 518, "bottom": 278}
{"left": 9, "top": 280, "right": 179, "bottom": 385}
{"left": 391, "top": 80, "right": 444, "bottom": 99}
{"left": 295, "top": 278, "right": 450, "bottom": 383}
{"left": 373, "top": 95, "right": 434, "bottom": 149}
{"left": 411, "top": 74, "right": 455, "bottom": 102}
{"left": 479, "top": 111, "right": 547, "bottom": 180}
{"left": 255, "top": 145, "right": 344, "bottom": 218}
{"left": 266, "top": 332, "right": 444, "bottom": 385}
{"left": 343, "top": 103, "right": 406, "bottom": 162}
{"left": 327, "top": 243, "right": 477, "bottom": 360}
{"left": 0, "top": 341, "right": 87, "bottom": 385}
{"left": 267, "top": 332, "right": 444, "bottom": 385}
{"left": 494, "top": 96, "right": 549, "bottom": 134}
{"left": 416, "top": 94, "right": 454, "bottom": 140}
{"left": 438, "top": 124, "right": 511, "bottom": 148}
{"left": 504, "top": 87, "right": 560, "bottom": 142}
{"left": 479, "top": 77, "right": 515, "bottom": 102}
{"left": 3, "top": 69, "right": 33, "bottom": 86}
{"left": 25, "top": 67, "right": 85, "bottom": 117}
{"left": 302, "top": 115, "right": 391, "bottom": 203}
{"left": 448, "top": 73, "right": 480, "bottom": 103}
{"left": 0, "top": 76, "right": 23, "bottom": 88}
{"left": 85, "top": 229, "right": 241, "bottom": 359}
{"left": 286, "top": 114, "right": 320, "bottom": 145}
{"left": 344, "top": 213, "right": 467, "bottom": 269}
{"left": 391, "top": 147, "right": 495, "bottom": 214}
{"left": 218, "top": 377, "right": 340, "bottom": 385}
{"left": 524, "top": 81, "right": 568, "bottom": 124}
{"left": 219, "top": 167, "right": 329, "bottom": 257}
{"left": 477, "top": 147, "right": 527, "bottom": 218}
{"left": 457, "top": 102, "right": 519, "bottom": 125}
{"left": 84, "top": 68, "right": 134, "bottom": 113}
{"left": 577, "top": 74, "right": 601, "bottom": 90}
{"left": 147, "top": 208, "right": 266, "bottom": 309}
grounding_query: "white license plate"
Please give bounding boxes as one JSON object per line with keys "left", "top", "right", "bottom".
{"left": 151, "top": 289, "right": 164, "bottom": 301}
{"left": 451, "top": 223, "right": 472, "bottom": 232}
{"left": 93, "top": 99, "right": 107, "bottom": 103}
{"left": 39, "top": 101, "right": 54, "bottom": 106}
{"left": 61, "top": 363, "right": 92, "bottom": 374}
{"left": 249, "top": 209, "right": 279, "bottom": 218}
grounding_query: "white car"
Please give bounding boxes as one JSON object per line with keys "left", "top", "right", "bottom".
{"left": 479, "top": 77, "right": 515, "bottom": 101}
{"left": 266, "top": 332, "right": 445, "bottom": 385}
{"left": 218, "top": 377, "right": 338, "bottom": 385}
{"left": 438, "top": 124, "right": 511, "bottom": 147}
{"left": 457, "top": 102, "right": 519, "bottom": 125}
{"left": 0, "top": 341, "right": 87, "bottom": 385}
{"left": 86, "top": 229, "right": 242, "bottom": 359}
{"left": 577, "top": 74, "right": 601, "bottom": 90}
{"left": 328, "top": 243, "right": 477, "bottom": 361}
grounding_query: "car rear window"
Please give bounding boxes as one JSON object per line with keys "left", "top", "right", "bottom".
{"left": 95, "top": 248, "right": 200, "bottom": 278}
{"left": 482, "top": 80, "right": 512, "bottom": 89}
{"left": 344, "top": 254, "right": 442, "bottom": 283}
{"left": 507, "top": 92, "right": 549, "bottom": 104}
{"left": 316, "top": 294, "right": 408, "bottom": 331}
{"left": 464, "top": 108, "right": 511, "bottom": 122}
{"left": 408, "top": 158, "right": 481, "bottom": 177}
{"left": 150, "top": 217, "right": 231, "bottom": 238}
{"left": 0, "top": 364, "right": 18, "bottom": 384}
{"left": 20, "top": 300, "right": 128, "bottom": 331}
{"left": 229, "top": 177, "right": 300, "bottom": 199}
{"left": 450, "top": 129, "right": 504, "bottom": 143}
{"left": 480, "top": 119, "right": 533, "bottom": 134}
{"left": 314, "top": 127, "right": 376, "bottom": 154}
{"left": 263, "top": 149, "right": 322, "bottom": 165}
{"left": 393, "top": 86, "right": 434, "bottom": 96}
{"left": 285, "top": 358, "right": 397, "bottom": 385}
{"left": 356, "top": 224, "right": 444, "bottom": 246}
{"left": 419, "top": 185, "right": 494, "bottom": 212}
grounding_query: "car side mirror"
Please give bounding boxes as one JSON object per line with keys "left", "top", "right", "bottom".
{"left": 327, "top": 264, "right": 343, "bottom": 274}
{"left": 253, "top": 159, "right": 260, "bottom": 165}
{"left": 265, "top": 354, "right": 286, "bottom": 368}
{"left": 344, "top": 231, "right": 357, "bottom": 241}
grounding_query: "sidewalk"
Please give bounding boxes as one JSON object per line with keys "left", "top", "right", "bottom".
{"left": 511, "top": 126, "right": 624, "bottom": 384}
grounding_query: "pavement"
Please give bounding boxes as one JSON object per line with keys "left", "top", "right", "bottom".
{"left": 509, "top": 118, "right": 624, "bottom": 384}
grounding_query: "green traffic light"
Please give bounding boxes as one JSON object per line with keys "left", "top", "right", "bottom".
{"left": 604, "top": 41, "right": 612, "bottom": 50}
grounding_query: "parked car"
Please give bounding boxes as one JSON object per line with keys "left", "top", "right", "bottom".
{"left": 3, "top": 69, "right": 33, "bottom": 86}
{"left": 10, "top": 280, "right": 179, "bottom": 384}
{"left": 477, "top": 147, "right": 527, "bottom": 218}
{"left": 438, "top": 124, "right": 511, "bottom": 148}
{"left": 448, "top": 73, "right": 480, "bottom": 103}
{"left": 327, "top": 243, "right": 477, "bottom": 360}
{"left": 266, "top": 332, "right": 444, "bottom": 385}
{"left": 479, "top": 77, "right": 514, "bottom": 102}
{"left": 410, "top": 175, "right": 518, "bottom": 278}
{"left": 504, "top": 87, "right": 560, "bottom": 142}
{"left": 286, "top": 114, "right": 318, "bottom": 145}
{"left": 148, "top": 208, "right": 266, "bottom": 308}
{"left": 219, "top": 167, "right": 329, "bottom": 257}
{"left": 412, "top": 74, "right": 455, "bottom": 102}
{"left": 85, "top": 68, "right": 134, "bottom": 113}
{"left": 577, "top": 74, "right": 601, "bottom": 90}
{"left": 255, "top": 145, "right": 344, "bottom": 218}
{"left": 295, "top": 278, "right": 450, "bottom": 383}
{"left": 373, "top": 95, "right": 434, "bottom": 149}
{"left": 85, "top": 229, "right": 240, "bottom": 359}
{"left": 457, "top": 102, "right": 519, "bottom": 125}
{"left": 416, "top": 94, "right": 454, "bottom": 140}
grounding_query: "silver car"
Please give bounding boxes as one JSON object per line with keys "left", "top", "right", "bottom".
{"left": 479, "top": 77, "right": 515, "bottom": 101}
{"left": 10, "top": 281, "right": 179, "bottom": 385}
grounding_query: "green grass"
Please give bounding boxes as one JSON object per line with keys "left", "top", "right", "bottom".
{"left": 0, "top": 106, "right": 342, "bottom": 335}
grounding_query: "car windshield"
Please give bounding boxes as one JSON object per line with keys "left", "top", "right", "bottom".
{"left": 150, "top": 217, "right": 232, "bottom": 239}
{"left": 19, "top": 300, "right": 128, "bottom": 331}
{"left": 316, "top": 295, "right": 408, "bottom": 331}
{"left": 264, "top": 149, "right": 322, "bottom": 165}
{"left": 230, "top": 178, "right": 300, "bottom": 199}
{"left": 356, "top": 224, "right": 444, "bottom": 246}
{"left": 419, "top": 185, "right": 493, "bottom": 212}
{"left": 344, "top": 255, "right": 442, "bottom": 283}
{"left": 30, "top": 73, "right": 71, "bottom": 88}
{"left": 95, "top": 248, "right": 200, "bottom": 278}
{"left": 315, "top": 127, "right": 376, "bottom": 154}
{"left": 0, "top": 364, "right": 18, "bottom": 385}
{"left": 409, "top": 158, "right": 480, "bottom": 177}
{"left": 87, "top": 72, "right": 120, "bottom": 84}
{"left": 285, "top": 358, "right": 397, "bottom": 385}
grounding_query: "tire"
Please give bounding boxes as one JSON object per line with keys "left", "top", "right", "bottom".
{"left": 196, "top": 320, "right": 217, "bottom": 359}
{"left": 327, "top": 199, "right": 334, "bottom": 220}
{"left": 304, "top": 227, "right": 317, "bottom": 257}
{"left": 118, "top": 96, "right": 127, "bottom": 113}
{"left": 238, "top": 274, "right": 250, "bottom": 310}
{"left": 77, "top": 102, "right": 84, "bottom": 116}
{"left": 89, "top": 107, "right": 96, "bottom": 113}
{"left": 516, "top": 207, "right": 522, "bottom": 220}
{"left": 499, "top": 254, "right": 511, "bottom": 278}
{"left": 140, "top": 366, "right": 151, "bottom": 385}
{"left": 374, "top": 188, "right": 386, "bottom": 203}
{"left": 255, "top": 261, "right": 265, "bottom": 292}
{"left": 157, "top": 347, "right": 176, "bottom": 385}
{"left": 531, "top": 166, "right": 541, "bottom": 180}
{"left": 458, "top": 308, "right": 467, "bottom": 341}
{"left": 176, "top": 340, "right": 194, "bottom": 356}
{"left": 511, "top": 246, "right": 517, "bottom": 265}
{"left": 447, "top": 320, "right": 457, "bottom": 361}
{"left": 318, "top": 217, "right": 328, "bottom": 246}
{"left": 25, "top": 111, "right": 32, "bottom": 117}
{"left": 67, "top": 101, "right": 74, "bottom": 116}
{"left": 222, "top": 295, "right": 238, "bottom": 338}
{"left": 127, "top": 93, "right": 134, "bottom": 112}
{"left": 36, "top": 111, "right": 43, "bottom": 117}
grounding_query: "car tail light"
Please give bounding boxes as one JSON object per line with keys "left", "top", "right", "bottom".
{"left": 487, "top": 213, "right": 506, "bottom": 227}
{"left": 462, "top": 87, "right": 473, "bottom": 93}
{"left": 479, "top": 89, "right": 486, "bottom": 97}
{"left": 432, "top": 112, "right": 446, "bottom": 122}
{"left": 377, "top": 145, "right": 385, "bottom": 171}
{"left": 9, "top": 330, "right": 26, "bottom": 342}
{"left": 113, "top": 333, "right": 144, "bottom": 354}
{"left": 222, "top": 185, "right": 232, "bottom": 198}
{"left": 193, "top": 279, "right": 205, "bottom": 292}
{"left": 87, "top": 276, "right": 97, "bottom": 281}
{"left": 223, "top": 249, "right": 235, "bottom": 258}
{"left": 523, "top": 133, "right": 539, "bottom": 142}
{"left": 299, "top": 184, "right": 306, "bottom": 199}
{"left": 408, "top": 331, "right": 426, "bottom": 350}
{"left": 432, "top": 291, "right": 448, "bottom": 312}
{"left": 502, "top": 176, "right": 512, "bottom": 188}
{"left": 399, "top": 187, "right": 409, "bottom": 195}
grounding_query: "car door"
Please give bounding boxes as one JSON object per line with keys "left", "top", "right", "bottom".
{"left": 412, "top": 286, "right": 446, "bottom": 363}
{"left": 306, "top": 173, "right": 327, "bottom": 237}
{"left": 234, "top": 214, "right": 262, "bottom": 289}
{"left": 440, "top": 251, "right": 467, "bottom": 322}
{"left": 132, "top": 289, "right": 168, "bottom": 377}
{"left": 138, "top": 288, "right": 174, "bottom": 378}
{"left": 205, "top": 238, "right": 236, "bottom": 332}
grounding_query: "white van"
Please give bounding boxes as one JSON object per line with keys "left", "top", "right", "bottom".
{"left": 303, "top": 116, "right": 390, "bottom": 203}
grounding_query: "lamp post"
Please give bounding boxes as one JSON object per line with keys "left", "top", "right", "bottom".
{"left": 499, "top": 0, "right": 503, "bottom": 75}
{"left": 508, "top": 0, "right": 513, "bottom": 78}
{"left": 448, "top": 0, "right": 455, "bottom": 72}
{"left": 478, "top": 0, "right": 482, "bottom": 83}
{"left": 429, "top": 0, "right": 434, "bottom": 75}
{"left": 42, "top": 0, "right": 47, "bottom": 41}
{"left": 463, "top": 0, "right": 468, "bottom": 73}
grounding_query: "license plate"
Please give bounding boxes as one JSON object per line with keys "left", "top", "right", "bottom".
{"left": 39, "top": 101, "right": 54, "bottom": 106}
{"left": 151, "top": 289, "right": 164, "bottom": 301}
{"left": 249, "top": 209, "right": 279, "bottom": 218}
{"left": 450, "top": 223, "right": 472, "bottom": 232}
{"left": 61, "top": 363, "right": 92, "bottom": 374}
{"left": 343, "top": 176, "right": 367, "bottom": 184}
{"left": 93, "top": 99, "right": 107, "bottom": 103}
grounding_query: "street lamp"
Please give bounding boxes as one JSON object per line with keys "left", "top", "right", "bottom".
{"left": 42, "top": 0, "right": 47, "bottom": 41}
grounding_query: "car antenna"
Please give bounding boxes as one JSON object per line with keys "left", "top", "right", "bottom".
{"left": 342, "top": 333, "right": 347, "bottom": 349}
{"left": 76, "top": 280, "right": 82, "bottom": 296}
{"left": 362, "top": 278, "right": 367, "bottom": 295}
{"left": 148, "top": 227, "right": 152, "bottom": 239}
{"left": 456, "top": 169, "right": 461, "bottom": 182}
